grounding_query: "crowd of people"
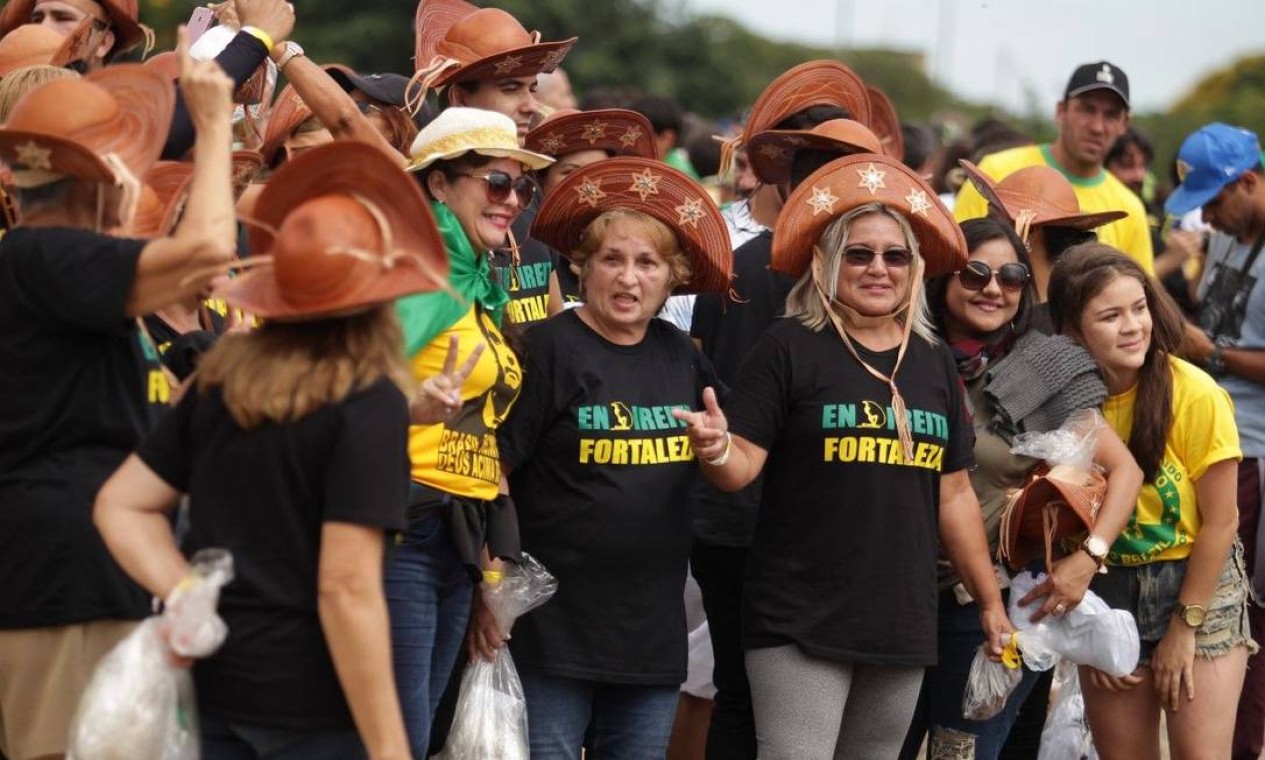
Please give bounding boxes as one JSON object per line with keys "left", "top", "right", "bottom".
{"left": 0, "top": 1, "right": 1262, "bottom": 759}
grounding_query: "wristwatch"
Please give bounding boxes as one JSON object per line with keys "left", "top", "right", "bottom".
{"left": 1176, "top": 602, "right": 1207, "bottom": 628}
{"left": 1206, "top": 343, "right": 1227, "bottom": 377}
{"left": 1080, "top": 534, "right": 1109, "bottom": 574}
{"left": 274, "top": 40, "right": 305, "bottom": 70}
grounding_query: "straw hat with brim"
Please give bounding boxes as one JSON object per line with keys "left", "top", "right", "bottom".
{"left": 1, "top": 0, "right": 148, "bottom": 57}
{"left": 413, "top": 0, "right": 575, "bottom": 91}
{"left": 525, "top": 108, "right": 657, "bottom": 161}
{"left": 0, "top": 63, "right": 173, "bottom": 188}
{"left": 530, "top": 156, "right": 732, "bottom": 295}
{"left": 129, "top": 160, "right": 193, "bottom": 237}
{"left": 406, "top": 107, "right": 552, "bottom": 173}
{"left": 217, "top": 142, "right": 448, "bottom": 321}
{"left": 999, "top": 464, "right": 1106, "bottom": 571}
{"left": 772, "top": 153, "right": 965, "bottom": 279}
{"left": 747, "top": 119, "right": 883, "bottom": 186}
{"left": 0, "top": 22, "right": 91, "bottom": 75}
{"left": 960, "top": 160, "right": 1127, "bottom": 236}
{"left": 865, "top": 86, "right": 904, "bottom": 163}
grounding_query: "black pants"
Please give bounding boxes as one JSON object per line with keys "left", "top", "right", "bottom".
{"left": 691, "top": 539, "right": 757, "bottom": 760}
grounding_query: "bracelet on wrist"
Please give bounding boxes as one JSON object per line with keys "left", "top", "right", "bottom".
{"left": 240, "top": 25, "right": 275, "bottom": 53}
{"left": 703, "top": 432, "right": 733, "bottom": 467}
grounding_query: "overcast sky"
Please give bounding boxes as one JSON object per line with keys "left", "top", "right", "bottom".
{"left": 681, "top": 0, "right": 1264, "bottom": 114}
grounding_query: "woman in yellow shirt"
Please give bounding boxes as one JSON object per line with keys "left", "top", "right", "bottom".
{"left": 390, "top": 107, "right": 553, "bottom": 756}
{"left": 1049, "top": 243, "right": 1254, "bottom": 759}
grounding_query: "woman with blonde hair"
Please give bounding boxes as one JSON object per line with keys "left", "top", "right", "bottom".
{"left": 94, "top": 141, "right": 451, "bottom": 759}
{"left": 678, "top": 154, "right": 1014, "bottom": 759}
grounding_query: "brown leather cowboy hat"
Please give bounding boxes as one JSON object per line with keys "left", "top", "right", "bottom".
{"left": 129, "top": 159, "right": 192, "bottom": 237}
{"left": 531, "top": 156, "right": 732, "bottom": 295}
{"left": 525, "top": 108, "right": 657, "bottom": 161}
{"left": 413, "top": 0, "right": 575, "bottom": 91}
{"left": 960, "top": 160, "right": 1127, "bottom": 244}
{"left": 999, "top": 463, "right": 1106, "bottom": 571}
{"left": 0, "top": 62, "right": 172, "bottom": 188}
{"left": 217, "top": 141, "right": 449, "bottom": 321}
{"left": 772, "top": 153, "right": 965, "bottom": 278}
{"left": 746, "top": 119, "right": 883, "bottom": 186}
{"left": 259, "top": 84, "right": 313, "bottom": 168}
{"left": 865, "top": 85, "right": 904, "bottom": 163}
{"left": 0, "top": 21, "right": 91, "bottom": 75}
{"left": 0, "top": 0, "right": 148, "bottom": 58}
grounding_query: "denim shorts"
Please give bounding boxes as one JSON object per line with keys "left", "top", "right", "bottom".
{"left": 1090, "top": 540, "right": 1258, "bottom": 663}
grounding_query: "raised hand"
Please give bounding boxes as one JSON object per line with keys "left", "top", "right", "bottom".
{"left": 412, "top": 335, "right": 484, "bottom": 425}
{"left": 235, "top": 0, "right": 296, "bottom": 46}
{"left": 673, "top": 386, "right": 729, "bottom": 463}
{"left": 177, "top": 25, "right": 234, "bottom": 134}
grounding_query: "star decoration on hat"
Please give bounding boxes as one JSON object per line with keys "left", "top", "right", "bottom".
{"left": 618, "top": 126, "right": 643, "bottom": 148}
{"left": 580, "top": 120, "right": 608, "bottom": 145}
{"left": 575, "top": 177, "right": 607, "bottom": 208}
{"left": 628, "top": 168, "right": 662, "bottom": 201}
{"left": 758, "top": 144, "right": 785, "bottom": 160}
{"left": 904, "top": 188, "right": 931, "bottom": 216}
{"left": 493, "top": 54, "right": 524, "bottom": 76}
{"left": 542, "top": 49, "right": 568, "bottom": 70}
{"left": 539, "top": 133, "right": 566, "bottom": 155}
{"left": 806, "top": 185, "right": 839, "bottom": 216}
{"left": 676, "top": 196, "right": 706, "bottom": 228}
{"left": 857, "top": 163, "right": 886, "bottom": 195}
{"left": 14, "top": 140, "right": 52, "bottom": 171}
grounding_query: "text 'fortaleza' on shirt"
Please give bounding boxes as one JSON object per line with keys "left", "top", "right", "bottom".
{"left": 576, "top": 401, "right": 694, "bottom": 465}
{"left": 820, "top": 400, "right": 950, "bottom": 470}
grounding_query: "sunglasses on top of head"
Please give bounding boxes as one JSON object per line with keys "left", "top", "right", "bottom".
{"left": 843, "top": 246, "right": 914, "bottom": 268}
{"left": 456, "top": 170, "right": 538, "bottom": 207}
{"left": 954, "top": 260, "right": 1030, "bottom": 292}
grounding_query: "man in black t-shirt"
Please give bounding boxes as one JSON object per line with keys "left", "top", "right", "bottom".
{"left": 0, "top": 47, "right": 237, "bottom": 760}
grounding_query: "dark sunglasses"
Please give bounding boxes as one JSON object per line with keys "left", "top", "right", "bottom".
{"left": 457, "top": 171, "right": 538, "bottom": 207}
{"left": 843, "top": 246, "right": 914, "bottom": 268}
{"left": 954, "top": 260, "right": 1030, "bottom": 292}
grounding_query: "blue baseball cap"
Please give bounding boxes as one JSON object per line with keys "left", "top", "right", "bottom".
{"left": 1165, "top": 123, "right": 1262, "bottom": 216}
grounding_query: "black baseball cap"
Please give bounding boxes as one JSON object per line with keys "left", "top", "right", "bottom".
{"left": 324, "top": 68, "right": 434, "bottom": 128}
{"left": 1063, "top": 61, "right": 1130, "bottom": 109}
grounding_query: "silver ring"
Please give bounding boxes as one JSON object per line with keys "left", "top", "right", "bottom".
{"left": 1053, "top": 602, "right": 1067, "bottom": 616}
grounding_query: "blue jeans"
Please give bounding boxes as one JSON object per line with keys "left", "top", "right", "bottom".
{"left": 518, "top": 670, "right": 680, "bottom": 760}
{"left": 385, "top": 510, "right": 474, "bottom": 758}
{"left": 201, "top": 712, "right": 364, "bottom": 759}
{"left": 902, "top": 590, "right": 1041, "bottom": 760}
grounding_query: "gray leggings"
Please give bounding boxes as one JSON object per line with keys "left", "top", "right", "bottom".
{"left": 746, "top": 644, "right": 924, "bottom": 760}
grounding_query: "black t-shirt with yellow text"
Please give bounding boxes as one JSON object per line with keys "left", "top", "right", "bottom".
{"left": 0, "top": 227, "right": 169, "bottom": 628}
{"left": 727, "top": 319, "right": 973, "bottom": 667}
{"left": 490, "top": 204, "right": 554, "bottom": 328}
{"left": 499, "top": 310, "right": 721, "bottom": 684}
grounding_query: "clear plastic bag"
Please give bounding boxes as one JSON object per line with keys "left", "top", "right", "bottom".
{"left": 1009, "top": 571, "right": 1140, "bottom": 677}
{"left": 962, "top": 645, "right": 1023, "bottom": 720}
{"left": 1038, "top": 661, "right": 1099, "bottom": 760}
{"left": 439, "top": 553, "right": 558, "bottom": 760}
{"left": 1010, "top": 409, "right": 1105, "bottom": 472}
{"left": 68, "top": 549, "right": 234, "bottom": 760}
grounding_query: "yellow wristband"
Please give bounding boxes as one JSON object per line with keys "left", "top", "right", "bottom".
{"left": 240, "top": 26, "right": 274, "bottom": 53}
{"left": 482, "top": 569, "right": 503, "bottom": 585}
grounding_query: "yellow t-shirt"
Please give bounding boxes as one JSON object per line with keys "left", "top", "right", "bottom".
{"left": 1102, "top": 357, "right": 1241, "bottom": 565}
{"left": 954, "top": 144, "right": 1155, "bottom": 275}
{"left": 408, "top": 307, "right": 522, "bottom": 500}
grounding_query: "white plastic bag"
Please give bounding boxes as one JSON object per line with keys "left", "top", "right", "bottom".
{"left": 439, "top": 553, "right": 558, "bottom": 760}
{"left": 1038, "top": 661, "right": 1099, "bottom": 760}
{"left": 1008, "top": 571, "right": 1140, "bottom": 677}
{"left": 1011, "top": 409, "right": 1105, "bottom": 472}
{"left": 962, "top": 645, "right": 1023, "bottom": 720}
{"left": 68, "top": 549, "right": 234, "bottom": 760}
